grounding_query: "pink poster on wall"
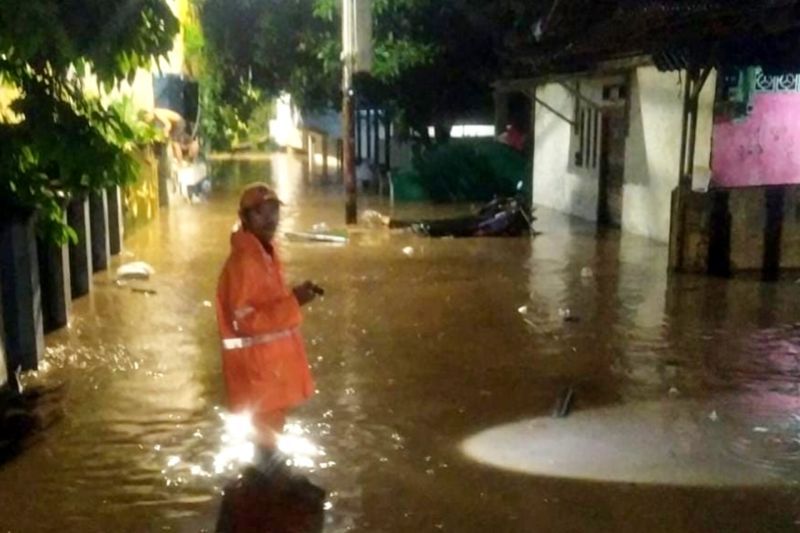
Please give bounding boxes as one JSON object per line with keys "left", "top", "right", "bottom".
{"left": 712, "top": 92, "right": 800, "bottom": 188}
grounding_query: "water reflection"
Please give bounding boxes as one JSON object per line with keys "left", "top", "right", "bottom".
{"left": 278, "top": 422, "right": 327, "bottom": 470}
{"left": 216, "top": 467, "right": 325, "bottom": 533}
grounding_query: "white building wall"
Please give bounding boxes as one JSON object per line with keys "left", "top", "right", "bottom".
{"left": 532, "top": 67, "right": 716, "bottom": 242}
{"left": 621, "top": 66, "right": 716, "bottom": 242}
{"left": 532, "top": 82, "right": 603, "bottom": 222}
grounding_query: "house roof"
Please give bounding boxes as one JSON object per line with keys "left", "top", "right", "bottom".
{"left": 504, "top": 0, "right": 800, "bottom": 76}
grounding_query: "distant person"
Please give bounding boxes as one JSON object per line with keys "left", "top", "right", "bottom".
{"left": 215, "top": 183, "right": 323, "bottom": 474}
{"left": 498, "top": 123, "right": 526, "bottom": 152}
{"left": 144, "top": 107, "right": 188, "bottom": 162}
{"left": 356, "top": 158, "right": 375, "bottom": 191}
{"left": 180, "top": 131, "right": 201, "bottom": 162}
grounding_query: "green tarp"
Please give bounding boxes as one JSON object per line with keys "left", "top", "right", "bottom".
{"left": 393, "top": 139, "right": 529, "bottom": 203}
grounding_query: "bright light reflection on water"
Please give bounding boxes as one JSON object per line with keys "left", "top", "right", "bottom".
{"left": 462, "top": 400, "right": 800, "bottom": 487}
{"left": 278, "top": 421, "right": 326, "bottom": 470}
{"left": 158, "top": 413, "right": 328, "bottom": 486}
{"left": 213, "top": 412, "right": 256, "bottom": 474}
{"left": 158, "top": 411, "right": 257, "bottom": 486}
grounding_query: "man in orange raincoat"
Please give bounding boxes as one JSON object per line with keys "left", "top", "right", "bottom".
{"left": 216, "top": 183, "right": 322, "bottom": 454}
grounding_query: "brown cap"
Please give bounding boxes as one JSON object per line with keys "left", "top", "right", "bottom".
{"left": 239, "top": 183, "right": 283, "bottom": 211}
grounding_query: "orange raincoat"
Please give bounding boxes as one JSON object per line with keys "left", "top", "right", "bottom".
{"left": 216, "top": 229, "right": 315, "bottom": 420}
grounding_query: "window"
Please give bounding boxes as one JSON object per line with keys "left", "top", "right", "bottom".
{"left": 574, "top": 104, "right": 600, "bottom": 170}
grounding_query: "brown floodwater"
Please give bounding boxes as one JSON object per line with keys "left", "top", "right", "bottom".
{"left": 2, "top": 154, "right": 800, "bottom": 532}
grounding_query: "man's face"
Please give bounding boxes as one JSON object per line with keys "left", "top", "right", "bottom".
{"left": 242, "top": 200, "right": 280, "bottom": 244}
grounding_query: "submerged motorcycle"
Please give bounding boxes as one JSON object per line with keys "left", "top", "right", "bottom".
{"left": 386, "top": 194, "right": 535, "bottom": 238}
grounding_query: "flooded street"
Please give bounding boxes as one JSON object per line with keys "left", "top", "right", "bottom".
{"left": 2, "top": 154, "right": 800, "bottom": 531}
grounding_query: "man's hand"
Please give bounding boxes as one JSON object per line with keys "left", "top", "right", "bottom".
{"left": 293, "top": 280, "right": 323, "bottom": 306}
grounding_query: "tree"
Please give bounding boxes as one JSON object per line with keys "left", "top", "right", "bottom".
{"left": 0, "top": 0, "right": 179, "bottom": 242}
{"left": 369, "top": 0, "right": 504, "bottom": 143}
{"left": 197, "top": 0, "right": 522, "bottom": 145}
{"left": 193, "top": 0, "right": 341, "bottom": 149}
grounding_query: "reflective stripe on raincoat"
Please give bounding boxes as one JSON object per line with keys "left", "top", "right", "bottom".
{"left": 216, "top": 229, "right": 314, "bottom": 415}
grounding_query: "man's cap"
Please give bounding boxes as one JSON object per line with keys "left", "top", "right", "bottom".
{"left": 239, "top": 183, "right": 283, "bottom": 211}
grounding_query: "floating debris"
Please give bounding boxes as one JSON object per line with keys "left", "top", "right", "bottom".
{"left": 362, "top": 210, "right": 390, "bottom": 227}
{"left": 708, "top": 410, "right": 719, "bottom": 422}
{"left": 581, "top": 267, "right": 594, "bottom": 279}
{"left": 517, "top": 305, "right": 528, "bottom": 315}
{"left": 131, "top": 288, "right": 157, "bottom": 295}
{"left": 753, "top": 426, "right": 769, "bottom": 433}
{"left": 116, "top": 261, "right": 155, "bottom": 280}
{"left": 558, "top": 308, "right": 580, "bottom": 322}
{"left": 668, "top": 386, "right": 680, "bottom": 397}
{"left": 402, "top": 246, "right": 415, "bottom": 256}
{"left": 285, "top": 231, "right": 348, "bottom": 244}
{"left": 552, "top": 387, "right": 575, "bottom": 418}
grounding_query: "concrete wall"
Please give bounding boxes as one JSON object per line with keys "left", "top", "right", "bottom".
{"left": 712, "top": 92, "right": 800, "bottom": 187}
{"left": 532, "top": 82, "right": 602, "bottom": 222}
{"left": 622, "top": 67, "right": 716, "bottom": 243}
{"left": 672, "top": 184, "right": 800, "bottom": 275}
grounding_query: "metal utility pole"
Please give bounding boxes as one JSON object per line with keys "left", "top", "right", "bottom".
{"left": 342, "top": 0, "right": 372, "bottom": 224}
{"left": 343, "top": 89, "right": 357, "bottom": 224}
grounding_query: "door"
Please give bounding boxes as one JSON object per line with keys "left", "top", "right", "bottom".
{"left": 598, "top": 110, "right": 626, "bottom": 227}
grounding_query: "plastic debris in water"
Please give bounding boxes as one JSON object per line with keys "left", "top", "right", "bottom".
{"left": 517, "top": 305, "right": 528, "bottom": 315}
{"left": 753, "top": 426, "right": 769, "bottom": 433}
{"left": 559, "top": 308, "right": 580, "bottom": 322}
{"left": 581, "top": 267, "right": 594, "bottom": 279}
{"left": 285, "top": 231, "right": 348, "bottom": 244}
{"left": 202, "top": 300, "right": 213, "bottom": 308}
{"left": 402, "top": 246, "right": 415, "bottom": 256}
{"left": 362, "top": 210, "right": 390, "bottom": 227}
{"left": 311, "top": 222, "right": 330, "bottom": 233}
{"left": 131, "top": 288, "right": 157, "bottom": 295}
{"left": 116, "top": 261, "right": 155, "bottom": 280}
{"left": 708, "top": 410, "right": 719, "bottom": 422}
{"left": 552, "top": 386, "right": 575, "bottom": 418}
{"left": 668, "top": 386, "right": 680, "bottom": 397}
